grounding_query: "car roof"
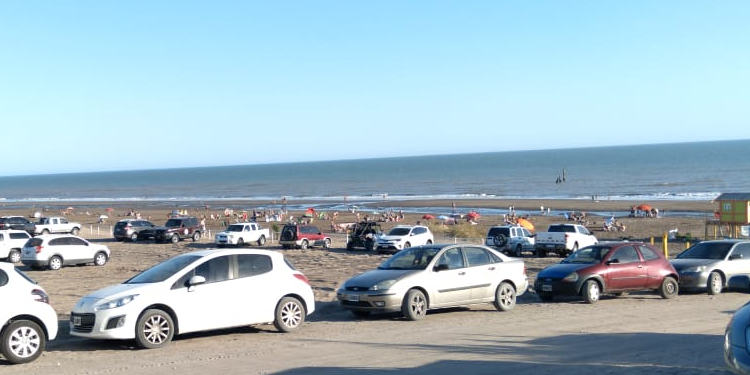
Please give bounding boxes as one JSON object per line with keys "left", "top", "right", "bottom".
{"left": 489, "top": 225, "right": 522, "bottom": 229}
{"left": 0, "top": 216, "right": 25, "bottom": 219}
{"left": 0, "top": 229, "right": 30, "bottom": 233}
{"left": 701, "top": 239, "right": 750, "bottom": 244}
{"left": 182, "top": 248, "right": 282, "bottom": 258}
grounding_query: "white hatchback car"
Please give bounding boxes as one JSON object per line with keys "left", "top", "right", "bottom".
{"left": 21, "top": 235, "right": 110, "bottom": 271}
{"left": 375, "top": 225, "right": 434, "bottom": 253}
{"left": 0, "top": 230, "right": 32, "bottom": 263}
{"left": 0, "top": 262, "right": 58, "bottom": 364}
{"left": 70, "top": 249, "right": 315, "bottom": 349}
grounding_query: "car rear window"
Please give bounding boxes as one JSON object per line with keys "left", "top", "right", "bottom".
{"left": 9, "top": 233, "right": 29, "bottom": 240}
{"left": 548, "top": 225, "right": 576, "bottom": 233}
{"left": 487, "top": 227, "right": 510, "bottom": 237}
{"left": 25, "top": 238, "right": 43, "bottom": 247}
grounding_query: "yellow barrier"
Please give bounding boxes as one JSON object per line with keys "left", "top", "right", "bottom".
{"left": 650, "top": 236, "right": 654, "bottom": 245}
{"left": 662, "top": 232, "right": 669, "bottom": 257}
{"left": 685, "top": 241, "right": 690, "bottom": 249}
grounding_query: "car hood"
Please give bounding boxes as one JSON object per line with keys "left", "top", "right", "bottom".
{"left": 345, "top": 269, "right": 417, "bottom": 288}
{"left": 81, "top": 283, "right": 157, "bottom": 302}
{"left": 378, "top": 235, "right": 406, "bottom": 242}
{"left": 538, "top": 263, "right": 593, "bottom": 279}
{"left": 216, "top": 231, "right": 239, "bottom": 236}
{"left": 670, "top": 258, "right": 720, "bottom": 271}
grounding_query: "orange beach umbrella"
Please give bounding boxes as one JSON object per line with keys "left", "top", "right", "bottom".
{"left": 636, "top": 204, "right": 652, "bottom": 211}
{"left": 517, "top": 218, "right": 535, "bottom": 231}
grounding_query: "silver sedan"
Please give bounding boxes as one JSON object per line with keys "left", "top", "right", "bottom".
{"left": 671, "top": 240, "right": 750, "bottom": 295}
{"left": 336, "top": 244, "right": 528, "bottom": 320}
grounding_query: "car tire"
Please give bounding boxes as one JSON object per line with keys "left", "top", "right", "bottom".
{"left": 346, "top": 242, "right": 354, "bottom": 250}
{"left": 192, "top": 231, "right": 201, "bottom": 242}
{"left": 538, "top": 292, "right": 554, "bottom": 302}
{"left": 170, "top": 234, "right": 179, "bottom": 244}
{"left": 514, "top": 245, "right": 522, "bottom": 257}
{"left": 365, "top": 240, "right": 374, "bottom": 251}
{"left": 274, "top": 297, "right": 306, "bottom": 333}
{"left": 42, "top": 229, "right": 50, "bottom": 235}
{"left": 48, "top": 255, "right": 63, "bottom": 271}
{"left": 351, "top": 310, "right": 370, "bottom": 318}
{"left": 403, "top": 242, "right": 411, "bottom": 249}
{"left": 660, "top": 276, "right": 679, "bottom": 299}
{"left": 257, "top": 235, "right": 266, "bottom": 246}
{"left": 135, "top": 309, "right": 175, "bottom": 349}
{"left": 300, "top": 240, "right": 309, "bottom": 250}
{"left": 8, "top": 249, "right": 21, "bottom": 264}
{"left": 493, "top": 235, "right": 508, "bottom": 247}
{"left": 494, "top": 282, "right": 516, "bottom": 311}
{"left": 401, "top": 289, "right": 427, "bottom": 321}
{"left": 130, "top": 233, "right": 138, "bottom": 242}
{"left": 323, "top": 238, "right": 331, "bottom": 249}
{"left": 708, "top": 271, "right": 723, "bottom": 295}
{"left": 71, "top": 227, "right": 80, "bottom": 236}
{"left": 582, "top": 280, "right": 600, "bottom": 304}
{"left": 237, "top": 238, "right": 244, "bottom": 247}
{"left": 426, "top": 240, "right": 433, "bottom": 245}
{"left": 0, "top": 319, "right": 47, "bottom": 364}
{"left": 94, "top": 251, "right": 108, "bottom": 266}
{"left": 537, "top": 249, "right": 547, "bottom": 258}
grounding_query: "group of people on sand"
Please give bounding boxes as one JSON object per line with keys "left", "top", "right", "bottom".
{"left": 603, "top": 216, "right": 626, "bottom": 232}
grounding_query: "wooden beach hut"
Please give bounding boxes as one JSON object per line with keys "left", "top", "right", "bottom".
{"left": 708, "top": 193, "right": 750, "bottom": 238}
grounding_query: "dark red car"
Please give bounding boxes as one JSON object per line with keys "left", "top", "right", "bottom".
{"left": 534, "top": 242, "right": 679, "bottom": 303}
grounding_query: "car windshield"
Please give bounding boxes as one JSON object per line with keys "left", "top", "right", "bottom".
{"left": 561, "top": 246, "right": 612, "bottom": 264}
{"left": 378, "top": 247, "right": 440, "bottom": 270}
{"left": 488, "top": 227, "right": 510, "bottom": 237}
{"left": 677, "top": 242, "right": 733, "bottom": 260}
{"left": 226, "top": 225, "right": 244, "bottom": 232}
{"left": 165, "top": 219, "right": 182, "bottom": 228}
{"left": 388, "top": 228, "right": 411, "bottom": 236}
{"left": 125, "top": 255, "right": 201, "bottom": 284}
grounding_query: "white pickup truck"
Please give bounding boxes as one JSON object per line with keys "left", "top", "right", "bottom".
{"left": 534, "top": 223, "right": 598, "bottom": 257}
{"left": 215, "top": 222, "right": 270, "bottom": 247}
{"left": 0, "top": 230, "right": 33, "bottom": 263}
{"left": 31, "top": 217, "right": 82, "bottom": 236}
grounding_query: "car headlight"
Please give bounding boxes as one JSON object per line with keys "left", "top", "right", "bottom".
{"left": 370, "top": 280, "right": 397, "bottom": 291}
{"left": 682, "top": 266, "right": 708, "bottom": 273}
{"left": 95, "top": 295, "right": 138, "bottom": 311}
{"left": 563, "top": 273, "right": 579, "bottom": 282}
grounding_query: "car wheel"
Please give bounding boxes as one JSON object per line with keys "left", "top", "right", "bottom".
{"left": 300, "top": 240, "right": 309, "bottom": 250}
{"left": 257, "top": 235, "right": 266, "bottom": 246}
{"left": 365, "top": 241, "right": 375, "bottom": 251}
{"left": 8, "top": 249, "right": 21, "bottom": 263}
{"left": 401, "top": 289, "right": 427, "bottom": 321}
{"left": 48, "top": 255, "right": 63, "bottom": 271}
{"left": 237, "top": 238, "right": 245, "bottom": 247}
{"left": 0, "top": 319, "right": 46, "bottom": 364}
{"left": 94, "top": 251, "right": 108, "bottom": 266}
{"left": 514, "top": 245, "right": 522, "bottom": 257}
{"left": 170, "top": 234, "right": 179, "bottom": 244}
{"left": 426, "top": 240, "right": 433, "bottom": 245}
{"left": 192, "top": 231, "right": 201, "bottom": 242}
{"left": 538, "top": 292, "right": 554, "bottom": 302}
{"left": 130, "top": 233, "right": 138, "bottom": 242}
{"left": 323, "top": 238, "right": 331, "bottom": 249}
{"left": 135, "top": 309, "right": 175, "bottom": 349}
{"left": 71, "top": 227, "right": 80, "bottom": 236}
{"left": 708, "top": 271, "right": 723, "bottom": 295}
{"left": 494, "top": 282, "right": 516, "bottom": 311}
{"left": 42, "top": 229, "right": 50, "bottom": 235}
{"left": 660, "top": 276, "right": 679, "bottom": 299}
{"left": 346, "top": 242, "right": 354, "bottom": 250}
{"left": 582, "top": 280, "right": 600, "bottom": 304}
{"left": 403, "top": 242, "right": 411, "bottom": 249}
{"left": 493, "top": 235, "right": 508, "bottom": 247}
{"left": 351, "top": 310, "right": 370, "bottom": 318}
{"left": 274, "top": 297, "right": 306, "bottom": 332}
{"left": 537, "top": 249, "right": 547, "bottom": 258}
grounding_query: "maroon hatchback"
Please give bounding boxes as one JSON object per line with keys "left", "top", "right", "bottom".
{"left": 534, "top": 242, "right": 679, "bottom": 303}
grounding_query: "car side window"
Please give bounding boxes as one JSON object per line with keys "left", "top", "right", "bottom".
{"left": 61, "top": 218, "right": 68, "bottom": 224}
{"left": 436, "top": 248, "right": 465, "bottom": 270}
{"left": 10, "top": 233, "right": 30, "bottom": 240}
{"left": 732, "top": 244, "right": 750, "bottom": 259}
{"left": 195, "top": 256, "right": 231, "bottom": 283}
{"left": 237, "top": 254, "right": 273, "bottom": 277}
{"left": 49, "top": 238, "right": 67, "bottom": 246}
{"left": 639, "top": 246, "right": 660, "bottom": 261}
{"left": 0, "top": 270, "right": 8, "bottom": 287}
{"left": 414, "top": 227, "right": 426, "bottom": 235}
{"left": 68, "top": 237, "right": 88, "bottom": 246}
{"left": 610, "top": 246, "right": 640, "bottom": 264}
{"left": 463, "top": 247, "right": 491, "bottom": 267}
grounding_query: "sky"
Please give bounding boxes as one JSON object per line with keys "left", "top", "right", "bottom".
{"left": 1, "top": 1, "right": 749, "bottom": 176}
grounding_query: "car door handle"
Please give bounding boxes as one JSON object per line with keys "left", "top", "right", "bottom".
{"left": 488, "top": 267, "right": 496, "bottom": 271}
{"left": 458, "top": 272, "right": 466, "bottom": 276}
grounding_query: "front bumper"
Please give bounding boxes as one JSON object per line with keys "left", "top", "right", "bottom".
{"left": 216, "top": 235, "right": 240, "bottom": 245}
{"left": 677, "top": 271, "right": 710, "bottom": 290}
{"left": 336, "top": 289, "right": 403, "bottom": 312}
{"left": 534, "top": 278, "right": 580, "bottom": 296}
{"left": 69, "top": 308, "right": 138, "bottom": 340}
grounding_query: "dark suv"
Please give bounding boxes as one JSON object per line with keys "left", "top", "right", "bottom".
{"left": 113, "top": 219, "right": 156, "bottom": 242}
{"left": 139, "top": 217, "right": 202, "bottom": 243}
{"left": 279, "top": 224, "right": 331, "bottom": 250}
{"left": 0, "top": 216, "right": 33, "bottom": 231}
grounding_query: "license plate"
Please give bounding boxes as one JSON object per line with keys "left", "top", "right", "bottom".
{"left": 72, "top": 316, "right": 82, "bottom": 326}
{"left": 542, "top": 284, "right": 552, "bottom": 292}
{"left": 343, "top": 294, "right": 360, "bottom": 302}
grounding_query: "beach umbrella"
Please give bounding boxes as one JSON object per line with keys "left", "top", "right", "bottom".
{"left": 466, "top": 211, "right": 481, "bottom": 220}
{"left": 422, "top": 214, "right": 435, "bottom": 220}
{"left": 517, "top": 218, "right": 535, "bottom": 231}
{"left": 66, "top": 206, "right": 74, "bottom": 211}
{"left": 637, "top": 204, "right": 652, "bottom": 211}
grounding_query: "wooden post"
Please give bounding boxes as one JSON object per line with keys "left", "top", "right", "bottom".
{"left": 662, "top": 232, "right": 669, "bottom": 257}
{"left": 650, "top": 237, "right": 654, "bottom": 245}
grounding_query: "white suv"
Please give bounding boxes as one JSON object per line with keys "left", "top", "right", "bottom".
{"left": 0, "top": 263, "right": 58, "bottom": 364}
{"left": 1, "top": 230, "right": 32, "bottom": 263}
{"left": 21, "top": 235, "right": 110, "bottom": 271}
{"left": 70, "top": 249, "right": 315, "bottom": 349}
{"left": 485, "top": 225, "right": 535, "bottom": 257}
{"left": 376, "top": 225, "right": 434, "bottom": 253}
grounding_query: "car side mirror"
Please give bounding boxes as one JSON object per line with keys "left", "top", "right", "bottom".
{"left": 188, "top": 275, "right": 206, "bottom": 291}
{"left": 730, "top": 254, "right": 743, "bottom": 260}
{"left": 606, "top": 259, "right": 620, "bottom": 265}
{"left": 434, "top": 264, "right": 449, "bottom": 272}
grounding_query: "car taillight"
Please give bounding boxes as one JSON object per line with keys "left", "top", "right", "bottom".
{"left": 35, "top": 245, "right": 43, "bottom": 253}
{"left": 293, "top": 273, "right": 310, "bottom": 285}
{"left": 523, "top": 265, "right": 527, "bottom": 275}
{"left": 565, "top": 233, "right": 569, "bottom": 240}
{"left": 31, "top": 289, "right": 49, "bottom": 304}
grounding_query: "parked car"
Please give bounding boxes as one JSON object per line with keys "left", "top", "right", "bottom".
{"left": 113, "top": 219, "right": 156, "bottom": 242}
{"left": 0, "top": 230, "right": 32, "bottom": 263}
{"left": 346, "top": 221, "right": 382, "bottom": 251}
{"left": 20, "top": 235, "right": 110, "bottom": 271}
{"left": 337, "top": 244, "right": 528, "bottom": 320}
{"left": 29, "top": 216, "right": 82, "bottom": 236}
{"left": 534, "top": 224, "right": 598, "bottom": 257}
{"left": 0, "top": 216, "right": 33, "bottom": 231}
{"left": 279, "top": 224, "right": 331, "bottom": 250}
{"left": 69, "top": 249, "right": 315, "bottom": 349}
{"left": 375, "top": 225, "right": 433, "bottom": 253}
{"left": 535, "top": 242, "right": 678, "bottom": 303}
{"left": 215, "top": 222, "right": 269, "bottom": 247}
{"left": 0, "top": 262, "right": 58, "bottom": 364}
{"left": 671, "top": 240, "right": 750, "bottom": 295}
{"left": 139, "top": 217, "right": 202, "bottom": 243}
{"left": 725, "top": 300, "right": 750, "bottom": 374}
{"left": 485, "top": 225, "right": 535, "bottom": 257}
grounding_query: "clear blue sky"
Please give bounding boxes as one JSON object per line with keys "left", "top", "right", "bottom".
{"left": 1, "top": 1, "right": 748, "bottom": 176}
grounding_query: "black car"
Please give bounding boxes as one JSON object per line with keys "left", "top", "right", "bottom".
{"left": 0, "top": 216, "right": 33, "bottom": 231}
{"left": 113, "top": 219, "right": 156, "bottom": 242}
{"left": 139, "top": 217, "right": 202, "bottom": 243}
{"left": 346, "top": 221, "right": 382, "bottom": 251}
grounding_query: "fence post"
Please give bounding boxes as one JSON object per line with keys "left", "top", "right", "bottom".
{"left": 650, "top": 236, "right": 654, "bottom": 245}
{"left": 89, "top": 225, "right": 93, "bottom": 235}
{"left": 685, "top": 241, "right": 690, "bottom": 249}
{"left": 662, "top": 232, "right": 669, "bottom": 257}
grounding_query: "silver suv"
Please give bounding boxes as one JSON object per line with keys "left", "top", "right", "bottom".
{"left": 485, "top": 225, "right": 535, "bottom": 257}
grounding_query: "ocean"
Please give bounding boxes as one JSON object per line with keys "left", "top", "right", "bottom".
{"left": 1, "top": 140, "right": 749, "bottom": 206}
